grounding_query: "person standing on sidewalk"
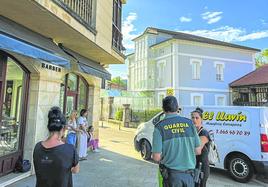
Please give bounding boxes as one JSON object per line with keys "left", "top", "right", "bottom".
{"left": 66, "top": 110, "right": 80, "bottom": 146}
{"left": 33, "top": 106, "right": 79, "bottom": 187}
{"left": 191, "top": 107, "right": 210, "bottom": 187}
{"left": 152, "top": 96, "right": 201, "bottom": 187}
{"left": 77, "top": 109, "right": 90, "bottom": 160}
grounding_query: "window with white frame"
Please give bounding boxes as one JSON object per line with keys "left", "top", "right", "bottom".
{"left": 215, "top": 62, "right": 224, "bottom": 81}
{"left": 190, "top": 59, "right": 202, "bottom": 80}
{"left": 215, "top": 95, "right": 226, "bottom": 106}
{"left": 191, "top": 93, "right": 203, "bottom": 106}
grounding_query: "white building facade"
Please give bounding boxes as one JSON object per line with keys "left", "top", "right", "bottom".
{"left": 127, "top": 28, "right": 260, "bottom": 107}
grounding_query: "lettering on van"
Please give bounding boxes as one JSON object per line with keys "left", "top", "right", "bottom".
{"left": 203, "top": 112, "right": 247, "bottom": 122}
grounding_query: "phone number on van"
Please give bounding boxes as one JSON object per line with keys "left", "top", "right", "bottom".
{"left": 215, "top": 129, "right": 251, "bottom": 136}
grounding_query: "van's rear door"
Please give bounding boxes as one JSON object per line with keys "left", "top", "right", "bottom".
{"left": 259, "top": 107, "right": 268, "bottom": 160}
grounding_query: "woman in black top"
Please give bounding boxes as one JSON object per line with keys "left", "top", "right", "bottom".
{"left": 191, "top": 107, "right": 210, "bottom": 187}
{"left": 33, "top": 107, "right": 79, "bottom": 187}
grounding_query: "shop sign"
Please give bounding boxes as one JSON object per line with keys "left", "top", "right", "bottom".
{"left": 41, "top": 63, "right": 61, "bottom": 72}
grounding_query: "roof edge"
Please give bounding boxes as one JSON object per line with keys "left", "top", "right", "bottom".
{"left": 229, "top": 68, "right": 259, "bottom": 87}
{"left": 133, "top": 27, "right": 261, "bottom": 52}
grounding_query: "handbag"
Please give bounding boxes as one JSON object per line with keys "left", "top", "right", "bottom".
{"left": 14, "top": 157, "right": 31, "bottom": 173}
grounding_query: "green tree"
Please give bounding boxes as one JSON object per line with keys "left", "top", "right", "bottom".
{"left": 256, "top": 49, "right": 268, "bottom": 68}
{"left": 111, "top": 76, "right": 126, "bottom": 87}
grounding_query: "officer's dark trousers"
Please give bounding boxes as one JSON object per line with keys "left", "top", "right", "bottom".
{"left": 195, "top": 163, "right": 209, "bottom": 187}
{"left": 167, "top": 171, "right": 194, "bottom": 187}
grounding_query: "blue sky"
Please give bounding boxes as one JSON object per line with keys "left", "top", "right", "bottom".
{"left": 108, "top": 0, "right": 268, "bottom": 79}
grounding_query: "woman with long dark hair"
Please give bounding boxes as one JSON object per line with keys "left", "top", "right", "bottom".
{"left": 33, "top": 107, "right": 79, "bottom": 187}
{"left": 191, "top": 107, "right": 210, "bottom": 187}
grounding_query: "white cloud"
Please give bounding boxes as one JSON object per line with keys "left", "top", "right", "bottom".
{"left": 179, "top": 16, "right": 192, "bottom": 23}
{"left": 238, "top": 31, "right": 268, "bottom": 41}
{"left": 122, "top": 12, "right": 139, "bottom": 50}
{"left": 179, "top": 26, "right": 268, "bottom": 42}
{"left": 201, "top": 11, "right": 223, "bottom": 24}
{"left": 207, "top": 16, "right": 222, "bottom": 24}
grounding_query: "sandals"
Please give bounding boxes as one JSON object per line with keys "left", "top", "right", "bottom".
{"left": 79, "top": 157, "right": 87, "bottom": 161}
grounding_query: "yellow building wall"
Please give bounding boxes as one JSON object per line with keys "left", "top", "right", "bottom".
{"left": 95, "top": 0, "right": 113, "bottom": 53}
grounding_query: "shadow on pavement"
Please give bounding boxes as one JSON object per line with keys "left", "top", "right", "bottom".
{"left": 7, "top": 148, "right": 158, "bottom": 187}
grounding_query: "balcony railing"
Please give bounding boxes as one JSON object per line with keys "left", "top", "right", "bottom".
{"left": 233, "top": 101, "right": 268, "bottom": 106}
{"left": 112, "top": 23, "right": 124, "bottom": 53}
{"left": 53, "top": 0, "right": 96, "bottom": 33}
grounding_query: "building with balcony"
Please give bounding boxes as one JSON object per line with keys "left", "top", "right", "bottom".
{"left": 127, "top": 27, "right": 260, "bottom": 108}
{"left": 0, "top": 0, "right": 126, "bottom": 182}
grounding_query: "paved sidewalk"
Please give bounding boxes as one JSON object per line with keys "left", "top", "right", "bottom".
{"left": 6, "top": 122, "right": 267, "bottom": 187}
{"left": 7, "top": 148, "right": 158, "bottom": 187}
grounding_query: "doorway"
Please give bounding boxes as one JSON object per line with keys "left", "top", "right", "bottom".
{"left": 0, "top": 52, "right": 29, "bottom": 176}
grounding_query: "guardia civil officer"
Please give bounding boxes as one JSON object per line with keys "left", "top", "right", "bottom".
{"left": 152, "top": 96, "right": 202, "bottom": 187}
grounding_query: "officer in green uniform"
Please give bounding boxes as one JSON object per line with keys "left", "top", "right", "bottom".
{"left": 152, "top": 96, "right": 201, "bottom": 187}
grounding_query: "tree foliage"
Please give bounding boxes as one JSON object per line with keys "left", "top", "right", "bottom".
{"left": 111, "top": 76, "right": 126, "bottom": 87}
{"left": 256, "top": 49, "right": 268, "bottom": 68}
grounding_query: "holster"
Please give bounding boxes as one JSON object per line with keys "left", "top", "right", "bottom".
{"left": 193, "top": 163, "right": 204, "bottom": 184}
{"left": 159, "top": 164, "right": 169, "bottom": 187}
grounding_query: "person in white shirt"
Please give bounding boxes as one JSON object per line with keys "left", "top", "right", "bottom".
{"left": 77, "top": 109, "right": 89, "bottom": 160}
{"left": 66, "top": 110, "right": 80, "bottom": 146}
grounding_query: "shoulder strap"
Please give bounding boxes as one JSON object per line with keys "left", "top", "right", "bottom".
{"left": 197, "top": 127, "right": 203, "bottom": 135}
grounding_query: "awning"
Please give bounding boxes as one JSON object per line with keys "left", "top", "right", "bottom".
{"left": 0, "top": 33, "right": 70, "bottom": 68}
{"left": 62, "top": 47, "right": 111, "bottom": 81}
{"left": 0, "top": 16, "right": 70, "bottom": 68}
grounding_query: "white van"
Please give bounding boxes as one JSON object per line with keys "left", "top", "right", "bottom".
{"left": 134, "top": 106, "right": 268, "bottom": 183}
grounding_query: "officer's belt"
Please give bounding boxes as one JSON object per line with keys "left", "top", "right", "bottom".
{"left": 167, "top": 168, "right": 194, "bottom": 174}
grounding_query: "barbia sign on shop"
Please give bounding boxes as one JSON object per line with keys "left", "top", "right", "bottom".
{"left": 41, "top": 63, "right": 61, "bottom": 72}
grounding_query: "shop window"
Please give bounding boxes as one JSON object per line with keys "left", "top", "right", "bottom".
{"left": 60, "top": 73, "right": 88, "bottom": 116}
{"left": 78, "top": 79, "right": 87, "bottom": 113}
{"left": 0, "top": 57, "right": 28, "bottom": 157}
{"left": 67, "top": 73, "right": 78, "bottom": 91}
